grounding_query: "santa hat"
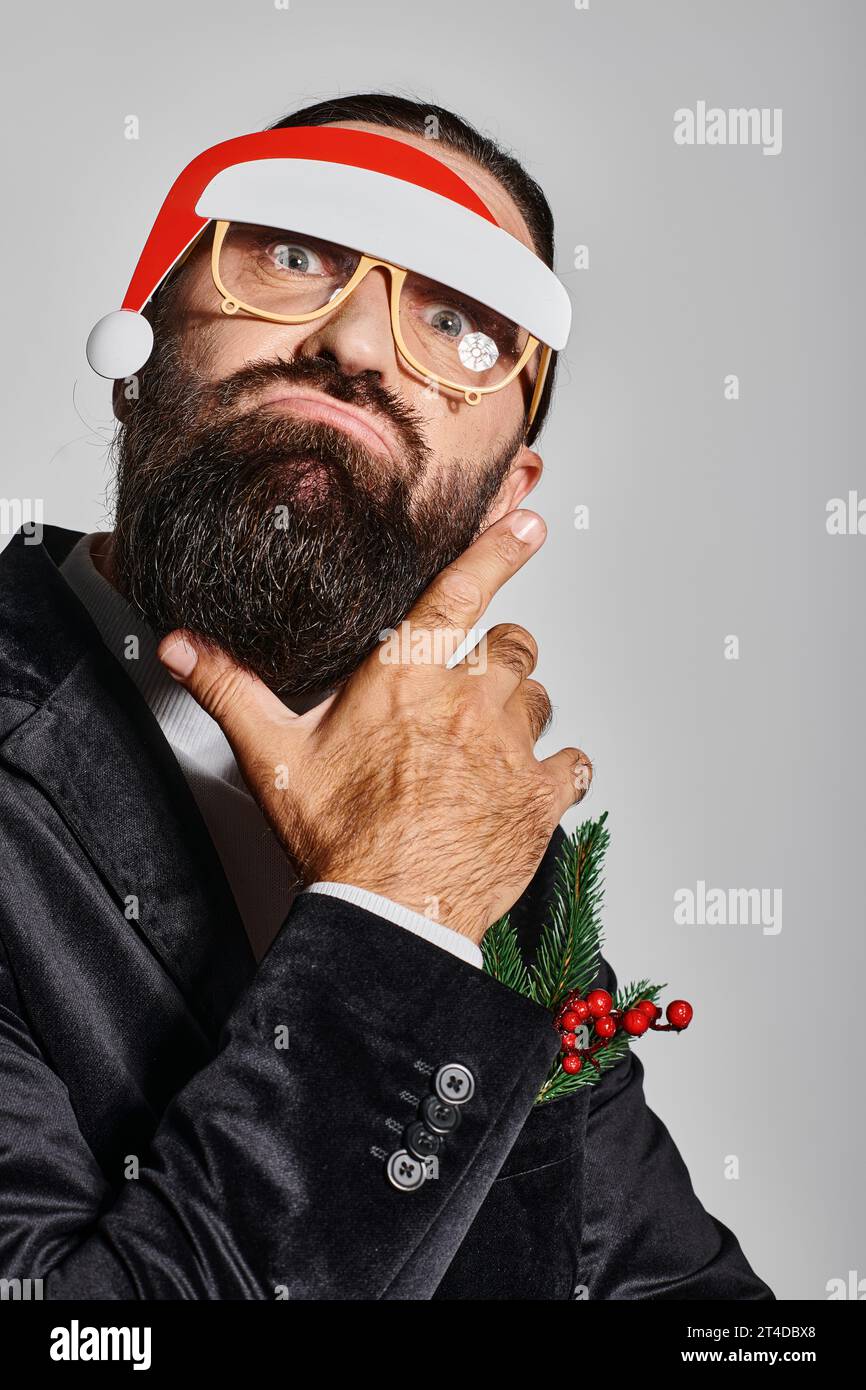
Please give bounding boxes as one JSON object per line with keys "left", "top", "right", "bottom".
{"left": 86, "top": 126, "right": 572, "bottom": 380}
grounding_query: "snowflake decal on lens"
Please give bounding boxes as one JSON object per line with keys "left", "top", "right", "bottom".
{"left": 458, "top": 331, "right": 499, "bottom": 373}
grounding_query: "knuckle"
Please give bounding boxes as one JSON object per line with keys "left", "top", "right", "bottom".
{"left": 489, "top": 623, "right": 538, "bottom": 677}
{"left": 449, "top": 679, "right": 484, "bottom": 730}
{"left": 437, "top": 566, "right": 485, "bottom": 612}
{"left": 198, "top": 666, "right": 249, "bottom": 723}
{"left": 493, "top": 640, "right": 528, "bottom": 680}
{"left": 522, "top": 679, "right": 553, "bottom": 740}
{"left": 509, "top": 622, "right": 538, "bottom": 657}
{"left": 492, "top": 529, "right": 526, "bottom": 568}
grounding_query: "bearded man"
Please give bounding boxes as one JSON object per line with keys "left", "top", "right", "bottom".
{"left": 0, "top": 94, "right": 774, "bottom": 1301}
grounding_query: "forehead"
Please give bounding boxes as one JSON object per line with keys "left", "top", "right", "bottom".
{"left": 324, "top": 119, "right": 535, "bottom": 254}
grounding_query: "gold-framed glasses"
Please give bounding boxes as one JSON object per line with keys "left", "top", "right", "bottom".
{"left": 210, "top": 220, "right": 552, "bottom": 429}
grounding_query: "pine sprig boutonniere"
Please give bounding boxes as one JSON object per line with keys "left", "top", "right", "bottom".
{"left": 482, "top": 813, "right": 693, "bottom": 1106}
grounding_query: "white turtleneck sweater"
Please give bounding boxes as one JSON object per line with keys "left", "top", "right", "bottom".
{"left": 59, "top": 533, "right": 483, "bottom": 969}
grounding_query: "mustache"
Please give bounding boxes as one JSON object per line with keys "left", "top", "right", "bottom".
{"left": 207, "top": 355, "right": 431, "bottom": 464}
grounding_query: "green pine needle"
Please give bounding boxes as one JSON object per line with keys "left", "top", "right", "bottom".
{"left": 481, "top": 911, "right": 531, "bottom": 995}
{"left": 482, "top": 814, "right": 671, "bottom": 1104}
{"left": 614, "top": 978, "right": 667, "bottom": 1013}
{"left": 529, "top": 811, "right": 610, "bottom": 1011}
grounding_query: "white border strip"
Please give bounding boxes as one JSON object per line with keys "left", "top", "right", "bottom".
{"left": 196, "top": 159, "right": 571, "bottom": 349}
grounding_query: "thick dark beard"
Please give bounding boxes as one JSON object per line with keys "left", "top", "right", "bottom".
{"left": 110, "top": 320, "right": 521, "bottom": 699}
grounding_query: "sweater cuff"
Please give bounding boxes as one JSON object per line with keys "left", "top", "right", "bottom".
{"left": 301, "top": 882, "right": 485, "bottom": 969}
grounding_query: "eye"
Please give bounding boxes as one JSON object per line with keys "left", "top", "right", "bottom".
{"left": 425, "top": 303, "right": 474, "bottom": 338}
{"left": 265, "top": 240, "right": 326, "bottom": 275}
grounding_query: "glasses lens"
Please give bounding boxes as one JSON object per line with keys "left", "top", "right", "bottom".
{"left": 398, "top": 272, "right": 529, "bottom": 388}
{"left": 217, "top": 223, "right": 362, "bottom": 317}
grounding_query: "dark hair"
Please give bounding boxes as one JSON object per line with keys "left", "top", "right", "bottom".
{"left": 266, "top": 93, "right": 558, "bottom": 443}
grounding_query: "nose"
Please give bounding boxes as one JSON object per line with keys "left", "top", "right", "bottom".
{"left": 296, "top": 264, "right": 399, "bottom": 382}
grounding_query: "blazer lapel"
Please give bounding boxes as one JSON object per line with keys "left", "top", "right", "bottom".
{"left": 0, "top": 527, "right": 256, "bottom": 1041}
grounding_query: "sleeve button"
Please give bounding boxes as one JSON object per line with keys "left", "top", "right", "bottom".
{"left": 434, "top": 1062, "right": 475, "bottom": 1105}
{"left": 420, "top": 1094, "right": 462, "bottom": 1134}
{"left": 386, "top": 1149, "right": 427, "bottom": 1191}
{"left": 405, "top": 1120, "right": 442, "bottom": 1160}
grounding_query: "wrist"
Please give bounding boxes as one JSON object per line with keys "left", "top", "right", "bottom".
{"left": 303, "top": 882, "right": 485, "bottom": 965}
{"left": 311, "top": 869, "right": 485, "bottom": 946}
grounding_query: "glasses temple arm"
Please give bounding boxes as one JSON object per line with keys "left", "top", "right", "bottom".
{"left": 526, "top": 344, "right": 552, "bottom": 434}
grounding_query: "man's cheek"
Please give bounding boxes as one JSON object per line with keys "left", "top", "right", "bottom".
{"left": 184, "top": 315, "right": 279, "bottom": 380}
{"left": 413, "top": 394, "right": 483, "bottom": 458}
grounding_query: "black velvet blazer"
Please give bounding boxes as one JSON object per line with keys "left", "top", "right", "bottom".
{"left": 0, "top": 527, "right": 774, "bottom": 1301}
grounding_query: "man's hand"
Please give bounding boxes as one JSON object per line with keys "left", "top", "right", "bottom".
{"left": 157, "top": 510, "right": 592, "bottom": 945}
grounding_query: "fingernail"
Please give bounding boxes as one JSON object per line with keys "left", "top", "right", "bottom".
{"left": 160, "top": 639, "right": 198, "bottom": 678}
{"left": 509, "top": 511, "right": 545, "bottom": 542}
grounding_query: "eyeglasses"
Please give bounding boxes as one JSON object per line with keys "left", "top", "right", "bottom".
{"left": 209, "top": 221, "right": 552, "bottom": 430}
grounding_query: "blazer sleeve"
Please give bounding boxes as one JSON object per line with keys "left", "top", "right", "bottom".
{"left": 0, "top": 894, "right": 561, "bottom": 1300}
{"left": 577, "top": 957, "right": 776, "bottom": 1300}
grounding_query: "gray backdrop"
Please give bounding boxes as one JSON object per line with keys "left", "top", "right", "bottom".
{"left": 2, "top": 0, "right": 862, "bottom": 1301}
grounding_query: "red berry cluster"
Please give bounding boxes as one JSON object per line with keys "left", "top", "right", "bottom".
{"left": 554, "top": 989, "right": 693, "bottom": 1075}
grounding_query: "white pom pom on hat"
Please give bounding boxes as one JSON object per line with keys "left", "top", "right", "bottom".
{"left": 86, "top": 310, "right": 154, "bottom": 381}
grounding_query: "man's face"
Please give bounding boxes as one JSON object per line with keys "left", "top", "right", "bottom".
{"left": 110, "top": 122, "right": 545, "bottom": 703}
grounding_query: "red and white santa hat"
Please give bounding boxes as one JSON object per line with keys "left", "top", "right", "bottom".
{"left": 85, "top": 126, "right": 572, "bottom": 379}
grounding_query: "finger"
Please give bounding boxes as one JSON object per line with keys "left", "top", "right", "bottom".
{"left": 479, "top": 623, "right": 538, "bottom": 698}
{"left": 541, "top": 747, "right": 593, "bottom": 819}
{"left": 505, "top": 677, "right": 553, "bottom": 745}
{"left": 157, "top": 630, "right": 302, "bottom": 754}
{"left": 407, "top": 509, "right": 546, "bottom": 638}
